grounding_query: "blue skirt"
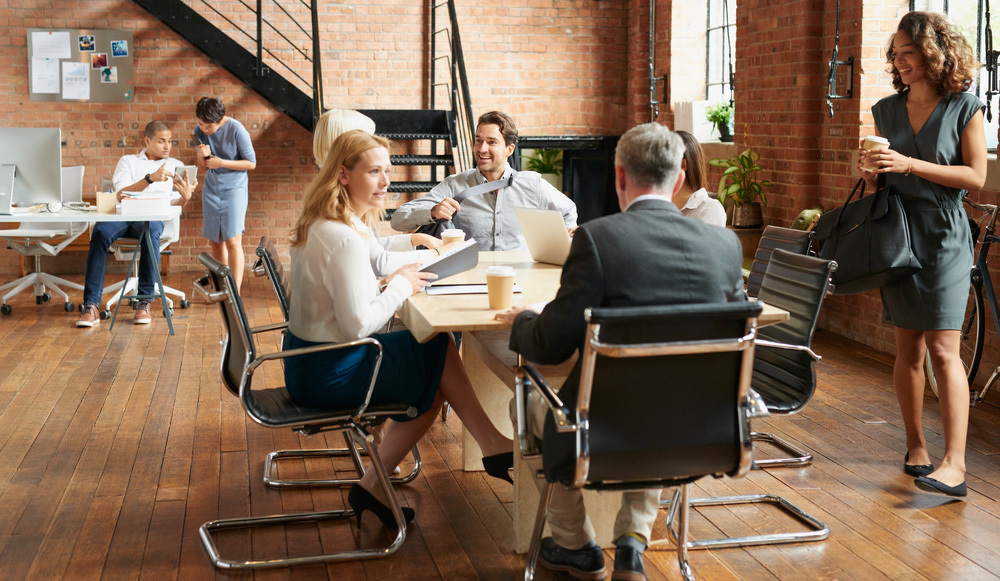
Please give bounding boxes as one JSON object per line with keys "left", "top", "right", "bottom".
{"left": 283, "top": 330, "right": 448, "bottom": 421}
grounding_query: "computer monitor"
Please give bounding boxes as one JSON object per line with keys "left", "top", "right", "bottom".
{"left": 0, "top": 127, "right": 62, "bottom": 211}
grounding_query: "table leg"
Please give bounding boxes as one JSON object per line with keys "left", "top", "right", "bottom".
{"left": 107, "top": 222, "right": 174, "bottom": 335}
{"left": 461, "top": 342, "right": 513, "bottom": 471}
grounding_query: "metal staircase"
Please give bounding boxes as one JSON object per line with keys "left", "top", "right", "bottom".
{"left": 132, "top": 0, "right": 475, "bottom": 204}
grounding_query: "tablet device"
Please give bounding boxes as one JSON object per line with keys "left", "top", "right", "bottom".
{"left": 514, "top": 207, "right": 572, "bottom": 265}
{"left": 418, "top": 239, "right": 479, "bottom": 281}
{"left": 177, "top": 165, "right": 198, "bottom": 184}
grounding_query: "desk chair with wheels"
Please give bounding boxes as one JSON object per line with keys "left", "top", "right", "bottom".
{"left": 517, "top": 302, "right": 816, "bottom": 581}
{"left": 97, "top": 178, "right": 189, "bottom": 319}
{"left": 195, "top": 252, "right": 414, "bottom": 570}
{"left": 745, "top": 226, "right": 814, "bottom": 298}
{"left": 0, "top": 166, "right": 88, "bottom": 315}
{"left": 750, "top": 248, "right": 837, "bottom": 467}
{"left": 250, "top": 236, "right": 421, "bottom": 487}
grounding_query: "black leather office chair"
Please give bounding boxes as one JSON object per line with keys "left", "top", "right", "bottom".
{"left": 248, "top": 236, "right": 422, "bottom": 487}
{"left": 751, "top": 248, "right": 837, "bottom": 467}
{"left": 745, "top": 226, "right": 814, "bottom": 298}
{"left": 516, "top": 302, "right": 772, "bottom": 580}
{"left": 195, "top": 252, "right": 415, "bottom": 569}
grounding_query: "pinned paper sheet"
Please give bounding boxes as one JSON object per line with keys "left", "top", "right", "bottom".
{"left": 31, "top": 31, "right": 70, "bottom": 59}
{"left": 62, "top": 62, "right": 89, "bottom": 100}
{"left": 30, "top": 57, "right": 59, "bottom": 94}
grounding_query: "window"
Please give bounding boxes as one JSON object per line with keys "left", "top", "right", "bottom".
{"left": 911, "top": 0, "right": 999, "bottom": 150}
{"left": 706, "top": 0, "right": 736, "bottom": 104}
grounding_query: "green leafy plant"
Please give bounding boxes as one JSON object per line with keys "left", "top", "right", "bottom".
{"left": 524, "top": 149, "right": 563, "bottom": 176}
{"left": 704, "top": 102, "right": 733, "bottom": 127}
{"left": 708, "top": 148, "right": 772, "bottom": 208}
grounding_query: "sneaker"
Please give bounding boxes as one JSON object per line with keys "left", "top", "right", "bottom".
{"left": 134, "top": 301, "right": 152, "bottom": 325}
{"left": 538, "top": 537, "right": 606, "bottom": 580}
{"left": 77, "top": 304, "right": 100, "bottom": 328}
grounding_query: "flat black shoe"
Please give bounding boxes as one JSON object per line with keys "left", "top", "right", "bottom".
{"left": 538, "top": 537, "right": 606, "bottom": 581}
{"left": 483, "top": 451, "right": 514, "bottom": 484}
{"left": 347, "top": 484, "right": 415, "bottom": 529}
{"left": 914, "top": 476, "right": 967, "bottom": 497}
{"left": 903, "top": 452, "right": 934, "bottom": 477}
{"left": 612, "top": 545, "right": 648, "bottom": 581}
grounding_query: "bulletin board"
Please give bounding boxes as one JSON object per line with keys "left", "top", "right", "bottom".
{"left": 27, "top": 28, "right": 135, "bottom": 103}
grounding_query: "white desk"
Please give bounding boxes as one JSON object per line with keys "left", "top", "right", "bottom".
{"left": 0, "top": 207, "right": 183, "bottom": 334}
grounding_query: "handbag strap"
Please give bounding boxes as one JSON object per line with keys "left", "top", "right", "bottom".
{"left": 830, "top": 178, "right": 868, "bottom": 229}
{"left": 453, "top": 171, "right": 517, "bottom": 203}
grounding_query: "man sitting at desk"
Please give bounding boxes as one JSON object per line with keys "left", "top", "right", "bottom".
{"left": 77, "top": 121, "right": 196, "bottom": 327}
{"left": 389, "top": 110, "right": 577, "bottom": 251}
{"left": 496, "top": 123, "right": 744, "bottom": 580}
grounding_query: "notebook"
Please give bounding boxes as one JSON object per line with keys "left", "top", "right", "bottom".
{"left": 418, "top": 239, "right": 479, "bottom": 281}
{"left": 514, "top": 207, "right": 572, "bottom": 266}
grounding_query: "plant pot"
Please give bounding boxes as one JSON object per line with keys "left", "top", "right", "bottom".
{"left": 732, "top": 202, "right": 763, "bottom": 228}
{"left": 718, "top": 123, "right": 733, "bottom": 143}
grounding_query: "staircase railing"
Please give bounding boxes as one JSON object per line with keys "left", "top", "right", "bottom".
{"left": 431, "top": 0, "right": 476, "bottom": 173}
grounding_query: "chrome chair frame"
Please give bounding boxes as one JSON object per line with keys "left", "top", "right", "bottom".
{"left": 195, "top": 253, "right": 412, "bottom": 569}
{"left": 516, "top": 303, "right": 776, "bottom": 581}
{"left": 250, "top": 236, "right": 421, "bottom": 488}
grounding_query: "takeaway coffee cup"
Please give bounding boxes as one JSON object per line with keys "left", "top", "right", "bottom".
{"left": 861, "top": 136, "right": 890, "bottom": 172}
{"left": 441, "top": 228, "right": 465, "bottom": 245}
{"left": 485, "top": 265, "right": 515, "bottom": 310}
{"left": 96, "top": 191, "right": 117, "bottom": 214}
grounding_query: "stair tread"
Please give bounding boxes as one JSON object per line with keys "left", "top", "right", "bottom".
{"left": 380, "top": 132, "right": 452, "bottom": 140}
{"left": 391, "top": 155, "right": 454, "bottom": 166}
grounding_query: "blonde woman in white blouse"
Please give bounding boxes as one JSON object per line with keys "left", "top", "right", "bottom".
{"left": 674, "top": 131, "right": 727, "bottom": 227}
{"left": 285, "top": 130, "right": 514, "bottom": 530}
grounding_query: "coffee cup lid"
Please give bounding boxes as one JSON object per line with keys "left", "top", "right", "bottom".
{"left": 864, "top": 136, "right": 889, "bottom": 145}
{"left": 486, "top": 265, "right": 515, "bottom": 276}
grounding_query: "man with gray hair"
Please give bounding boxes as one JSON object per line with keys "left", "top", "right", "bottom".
{"left": 496, "top": 123, "right": 745, "bottom": 580}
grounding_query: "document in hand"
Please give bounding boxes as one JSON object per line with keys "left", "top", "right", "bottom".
{"left": 418, "top": 239, "right": 479, "bottom": 281}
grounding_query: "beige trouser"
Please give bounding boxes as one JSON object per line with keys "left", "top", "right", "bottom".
{"left": 517, "top": 391, "right": 662, "bottom": 550}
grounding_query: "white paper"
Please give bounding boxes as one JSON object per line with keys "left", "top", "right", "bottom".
{"left": 62, "top": 62, "right": 90, "bottom": 100}
{"left": 30, "top": 57, "right": 59, "bottom": 94}
{"left": 425, "top": 284, "right": 523, "bottom": 296}
{"left": 31, "top": 31, "right": 71, "bottom": 59}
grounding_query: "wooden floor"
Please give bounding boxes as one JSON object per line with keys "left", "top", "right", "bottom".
{"left": 1, "top": 272, "right": 1000, "bottom": 580}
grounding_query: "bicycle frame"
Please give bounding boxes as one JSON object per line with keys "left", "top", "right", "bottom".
{"left": 964, "top": 198, "right": 1000, "bottom": 405}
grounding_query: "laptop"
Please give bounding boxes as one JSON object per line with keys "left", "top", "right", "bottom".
{"left": 514, "top": 207, "right": 572, "bottom": 265}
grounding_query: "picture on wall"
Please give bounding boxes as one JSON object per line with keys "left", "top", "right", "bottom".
{"left": 100, "top": 67, "right": 118, "bottom": 83}
{"left": 78, "top": 35, "right": 95, "bottom": 52}
{"left": 111, "top": 40, "right": 128, "bottom": 57}
{"left": 90, "top": 53, "right": 108, "bottom": 69}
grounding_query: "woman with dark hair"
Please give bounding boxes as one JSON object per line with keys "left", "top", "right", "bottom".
{"left": 859, "top": 11, "right": 986, "bottom": 497}
{"left": 194, "top": 97, "right": 256, "bottom": 291}
{"left": 674, "top": 130, "right": 726, "bottom": 227}
{"left": 285, "top": 130, "right": 513, "bottom": 528}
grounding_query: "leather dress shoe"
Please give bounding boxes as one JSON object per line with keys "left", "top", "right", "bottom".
{"left": 612, "top": 545, "right": 648, "bottom": 581}
{"left": 914, "top": 476, "right": 967, "bottom": 497}
{"left": 538, "top": 537, "right": 606, "bottom": 580}
{"left": 903, "top": 452, "right": 934, "bottom": 477}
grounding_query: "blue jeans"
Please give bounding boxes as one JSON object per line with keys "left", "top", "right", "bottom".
{"left": 82, "top": 221, "right": 164, "bottom": 307}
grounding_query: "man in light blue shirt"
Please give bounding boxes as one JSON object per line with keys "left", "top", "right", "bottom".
{"left": 390, "top": 111, "right": 577, "bottom": 251}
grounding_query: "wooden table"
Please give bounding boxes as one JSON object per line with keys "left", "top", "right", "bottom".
{"left": 397, "top": 250, "right": 789, "bottom": 552}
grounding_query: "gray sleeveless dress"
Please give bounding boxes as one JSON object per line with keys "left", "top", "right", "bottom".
{"left": 872, "top": 91, "right": 983, "bottom": 330}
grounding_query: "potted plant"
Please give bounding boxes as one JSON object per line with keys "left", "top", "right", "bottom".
{"left": 524, "top": 149, "right": 563, "bottom": 190}
{"left": 708, "top": 147, "right": 772, "bottom": 228}
{"left": 705, "top": 101, "right": 734, "bottom": 142}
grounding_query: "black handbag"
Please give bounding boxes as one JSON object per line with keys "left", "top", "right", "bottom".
{"left": 415, "top": 174, "right": 516, "bottom": 238}
{"left": 813, "top": 178, "right": 921, "bottom": 295}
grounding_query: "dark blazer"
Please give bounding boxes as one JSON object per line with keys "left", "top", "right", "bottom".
{"left": 509, "top": 197, "right": 745, "bottom": 479}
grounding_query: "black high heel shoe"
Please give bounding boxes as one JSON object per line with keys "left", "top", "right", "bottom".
{"left": 483, "top": 452, "right": 514, "bottom": 484}
{"left": 347, "top": 484, "right": 415, "bottom": 529}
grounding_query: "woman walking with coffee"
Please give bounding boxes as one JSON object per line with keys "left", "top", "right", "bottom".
{"left": 858, "top": 12, "right": 986, "bottom": 497}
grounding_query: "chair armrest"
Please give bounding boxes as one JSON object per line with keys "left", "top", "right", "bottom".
{"left": 755, "top": 338, "right": 821, "bottom": 362}
{"left": 193, "top": 275, "right": 227, "bottom": 303}
{"left": 747, "top": 388, "right": 771, "bottom": 419}
{"left": 515, "top": 364, "right": 576, "bottom": 457}
{"left": 250, "top": 321, "right": 288, "bottom": 335}
{"left": 251, "top": 257, "right": 266, "bottom": 277}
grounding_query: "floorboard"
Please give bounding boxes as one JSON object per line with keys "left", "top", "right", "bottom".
{"left": 0, "top": 274, "right": 998, "bottom": 579}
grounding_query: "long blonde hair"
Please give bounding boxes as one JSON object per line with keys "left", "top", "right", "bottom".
{"left": 292, "top": 130, "right": 391, "bottom": 247}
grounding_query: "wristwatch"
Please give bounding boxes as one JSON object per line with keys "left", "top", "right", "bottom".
{"left": 144, "top": 173, "right": 153, "bottom": 184}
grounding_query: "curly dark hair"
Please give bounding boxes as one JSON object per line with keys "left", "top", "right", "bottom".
{"left": 885, "top": 12, "right": 978, "bottom": 96}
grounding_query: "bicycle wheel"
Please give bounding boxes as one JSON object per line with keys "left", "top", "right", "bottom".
{"left": 926, "top": 280, "right": 983, "bottom": 396}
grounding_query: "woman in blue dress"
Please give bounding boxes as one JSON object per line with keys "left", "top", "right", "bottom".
{"left": 859, "top": 12, "right": 986, "bottom": 497}
{"left": 285, "top": 130, "right": 513, "bottom": 529}
{"left": 194, "top": 97, "right": 256, "bottom": 291}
